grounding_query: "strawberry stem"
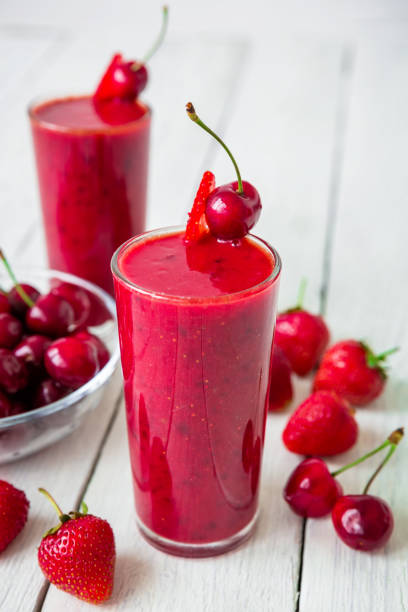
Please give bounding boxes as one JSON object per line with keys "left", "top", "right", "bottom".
{"left": 372, "top": 346, "right": 399, "bottom": 363}
{"left": 332, "top": 428, "right": 404, "bottom": 478}
{"left": 132, "top": 5, "right": 169, "bottom": 70}
{"left": 295, "top": 278, "right": 307, "bottom": 309}
{"left": 362, "top": 342, "right": 399, "bottom": 369}
{"left": 186, "top": 102, "right": 244, "bottom": 194}
{"left": 39, "top": 487, "right": 66, "bottom": 519}
{"left": 0, "top": 250, "right": 35, "bottom": 308}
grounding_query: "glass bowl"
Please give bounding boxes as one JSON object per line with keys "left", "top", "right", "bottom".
{"left": 0, "top": 268, "right": 120, "bottom": 464}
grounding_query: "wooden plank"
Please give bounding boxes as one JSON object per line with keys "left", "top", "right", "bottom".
{"left": 42, "top": 37, "right": 344, "bottom": 611}
{"left": 0, "top": 368, "right": 122, "bottom": 612}
{"left": 299, "top": 42, "right": 408, "bottom": 612}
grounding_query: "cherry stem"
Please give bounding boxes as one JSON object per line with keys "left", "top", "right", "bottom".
{"left": 0, "top": 250, "right": 34, "bottom": 308}
{"left": 38, "top": 487, "right": 65, "bottom": 519}
{"left": 296, "top": 278, "right": 307, "bottom": 309}
{"left": 332, "top": 427, "right": 404, "bottom": 478}
{"left": 132, "top": 5, "right": 169, "bottom": 70}
{"left": 363, "top": 427, "right": 404, "bottom": 494}
{"left": 186, "top": 102, "right": 244, "bottom": 194}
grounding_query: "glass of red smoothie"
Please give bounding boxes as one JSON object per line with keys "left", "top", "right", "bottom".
{"left": 112, "top": 226, "right": 281, "bottom": 557}
{"left": 29, "top": 95, "right": 151, "bottom": 296}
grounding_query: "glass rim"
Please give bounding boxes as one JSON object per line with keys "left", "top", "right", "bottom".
{"left": 27, "top": 93, "right": 152, "bottom": 135}
{"left": 111, "top": 225, "right": 281, "bottom": 305}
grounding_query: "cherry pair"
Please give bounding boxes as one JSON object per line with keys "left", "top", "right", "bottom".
{"left": 283, "top": 428, "right": 403, "bottom": 551}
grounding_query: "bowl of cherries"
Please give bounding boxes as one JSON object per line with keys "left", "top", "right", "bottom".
{"left": 0, "top": 253, "right": 119, "bottom": 464}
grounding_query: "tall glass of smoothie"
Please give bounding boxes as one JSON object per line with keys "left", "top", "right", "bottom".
{"left": 29, "top": 96, "right": 150, "bottom": 295}
{"left": 112, "top": 227, "right": 281, "bottom": 556}
{"left": 28, "top": 8, "right": 169, "bottom": 296}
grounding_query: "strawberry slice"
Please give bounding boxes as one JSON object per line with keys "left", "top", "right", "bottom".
{"left": 185, "top": 171, "right": 215, "bottom": 242}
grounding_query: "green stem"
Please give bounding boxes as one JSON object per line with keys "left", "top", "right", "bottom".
{"left": 296, "top": 278, "right": 307, "bottom": 309}
{"left": 332, "top": 427, "right": 404, "bottom": 478}
{"left": 363, "top": 428, "right": 403, "bottom": 494}
{"left": 365, "top": 344, "right": 399, "bottom": 368}
{"left": 39, "top": 487, "right": 65, "bottom": 519}
{"left": 186, "top": 102, "right": 244, "bottom": 194}
{"left": 0, "top": 250, "right": 34, "bottom": 308}
{"left": 132, "top": 5, "right": 169, "bottom": 69}
{"left": 375, "top": 347, "right": 399, "bottom": 361}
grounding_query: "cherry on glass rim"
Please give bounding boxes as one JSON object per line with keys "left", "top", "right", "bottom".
{"left": 94, "top": 6, "right": 168, "bottom": 102}
{"left": 186, "top": 102, "right": 261, "bottom": 241}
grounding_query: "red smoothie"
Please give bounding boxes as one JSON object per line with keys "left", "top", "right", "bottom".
{"left": 29, "top": 96, "right": 150, "bottom": 295}
{"left": 112, "top": 228, "right": 281, "bottom": 556}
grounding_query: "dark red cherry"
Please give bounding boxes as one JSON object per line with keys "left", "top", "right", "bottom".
{"left": 332, "top": 494, "right": 394, "bottom": 551}
{"left": 34, "top": 379, "right": 70, "bottom": 408}
{"left": 79, "top": 290, "right": 112, "bottom": 328}
{"left": 205, "top": 181, "right": 262, "bottom": 241}
{"left": 283, "top": 457, "right": 343, "bottom": 518}
{"left": 0, "top": 313, "right": 23, "bottom": 349}
{"left": 51, "top": 282, "right": 91, "bottom": 330}
{"left": 0, "top": 389, "right": 12, "bottom": 417}
{"left": 26, "top": 293, "right": 75, "bottom": 337}
{"left": 44, "top": 337, "right": 99, "bottom": 389}
{"left": 186, "top": 102, "right": 262, "bottom": 241}
{"left": 74, "top": 331, "right": 110, "bottom": 368}
{"left": 8, "top": 283, "right": 40, "bottom": 318}
{"left": 0, "top": 293, "right": 10, "bottom": 314}
{"left": 0, "top": 348, "right": 28, "bottom": 394}
{"left": 9, "top": 398, "right": 29, "bottom": 416}
{"left": 94, "top": 54, "right": 148, "bottom": 102}
{"left": 13, "top": 335, "right": 51, "bottom": 373}
{"left": 93, "top": 7, "right": 167, "bottom": 103}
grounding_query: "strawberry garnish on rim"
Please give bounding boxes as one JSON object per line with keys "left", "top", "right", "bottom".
{"left": 184, "top": 171, "right": 215, "bottom": 242}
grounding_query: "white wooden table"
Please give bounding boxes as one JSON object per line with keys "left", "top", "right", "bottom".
{"left": 1, "top": 1, "right": 407, "bottom": 610}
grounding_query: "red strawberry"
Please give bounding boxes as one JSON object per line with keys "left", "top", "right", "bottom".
{"left": 268, "top": 344, "right": 293, "bottom": 411}
{"left": 274, "top": 281, "right": 329, "bottom": 376}
{"left": 282, "top": 390, "right": 358, "bottom": 456}
{"left": 0, "top": 480, "right": 29, "bottom": 552}
{"left": 184, "top": 171, "right": 216, "bottom": 242}
{"left": 38, "top": 489, "right": 115, "bottom": 604}
{"left": 313, "top": 340, "right": 398, "bottom": 406}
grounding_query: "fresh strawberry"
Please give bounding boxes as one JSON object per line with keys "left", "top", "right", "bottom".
{"left": 268, "top": 344, "right": 293, "bottom": 411}
{"left": 38, "top": 489, "right": 115, "bottom": 604}
{"left": 282, "top": 390, "right": 358, "bottom": 456}
{"left": 313, "top": 340, "right": 398, "bottom": 406}
{"left": 0, "top": 480, "right": 29, "bottom": 552}
{"left": 274, "top": 281, "right": 329, "bottom": 376}
{"left": 184, "top": 171, "right": 215, "bottom": 242}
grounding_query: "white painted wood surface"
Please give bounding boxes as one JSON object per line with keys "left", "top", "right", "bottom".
{"left": 0, "top": 1, "right": 407, "bottom": 611}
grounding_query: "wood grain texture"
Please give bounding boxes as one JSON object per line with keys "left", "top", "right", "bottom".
{"left": 298, "top": 42, "right": 408, "bottom": 612}
{"left": 0, "top": 1, "right": 407, "bottom": 611}
{"left": 0, "top": 369, "right": 122, "bottom": 612}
